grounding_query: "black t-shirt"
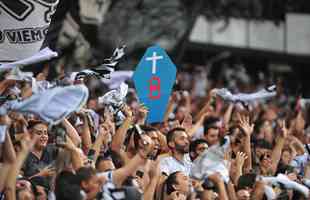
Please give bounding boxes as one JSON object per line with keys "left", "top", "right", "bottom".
{"left": 22, "top": 145, "right": 57, "bottom": 178}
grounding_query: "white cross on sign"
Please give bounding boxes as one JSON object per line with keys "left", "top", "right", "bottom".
{"left": 146, "top": 52, "right": 163, "bottom": 74}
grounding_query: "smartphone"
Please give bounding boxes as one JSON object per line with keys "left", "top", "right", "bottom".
{"left": 87, "top": 149, "right": 96, "bottom": 161}
{"left": 55, "top": 127, "right": 66, "bottom": 146}
{"left": 136, "top": 170, "right": 144, "bottom": 178}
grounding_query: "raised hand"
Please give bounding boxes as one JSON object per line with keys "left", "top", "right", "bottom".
{"left": 238, "top": 115, "right": 254, "bottom": 137}
{"left": 137, "top": 104, "right": 148, "bottom": 119}
{"left": 295, "top": 111, "right": 305, "bottom": 133}
{"left": 235, "top": 151, "right": 248, "bottom": 169}
{"left": 9, "top": 112, "right": 28, "bottom": 127}
{"left": 171, "top": 91, "right": 180, "bottom": 102}
{"left": 278, "top": 119, "right": 288, "bottom": 139}
{"left": 136, "top": 104, "right": 148, "bottom": 124}
{"left": 120, "top": 104, "right": 133, "bottom": 119}
{"left": 138, "top": 134, "right": 155, "bottom": 159}
{"left": 103, "top": 109, "right": 115, "bottom": 136}
{"left": 181, "top": 114, "right": 192, "bottom": 132}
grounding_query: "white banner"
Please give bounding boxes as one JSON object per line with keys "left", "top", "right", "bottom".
{"left": 0, "top": 0, "right": 59, "bottom": 62}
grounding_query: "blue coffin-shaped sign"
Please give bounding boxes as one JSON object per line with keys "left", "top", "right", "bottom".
{"left": 133, "top": 45, "right": 177, "bottom": 123}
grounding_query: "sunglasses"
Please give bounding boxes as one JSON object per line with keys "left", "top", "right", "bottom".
{"left": 260, "top": 153, "right": 271, "bottom": 161}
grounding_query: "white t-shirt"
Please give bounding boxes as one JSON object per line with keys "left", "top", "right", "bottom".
{"left": 159, "top": 154, "right": 192, "bottom": 176}
{"left": 0, "top": 0, "right": 59, "bottom": 62}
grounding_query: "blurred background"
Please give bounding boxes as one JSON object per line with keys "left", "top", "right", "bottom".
{"left": 41, "top": 0, "right": 310, "bottom": 97}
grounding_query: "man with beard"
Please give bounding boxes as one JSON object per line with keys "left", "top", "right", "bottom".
{"left": 159, "top": 127, "right": 191, "bottom": 176}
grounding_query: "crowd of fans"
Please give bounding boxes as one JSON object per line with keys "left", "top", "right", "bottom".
{"left": 0, "top": 60, "right": 309, "bottom": 200}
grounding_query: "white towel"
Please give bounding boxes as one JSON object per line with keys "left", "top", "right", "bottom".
{"left": 0, "top": 47, "right": 58, "bottom": 71}
{"left": 98, "top": 82, "right": 128, "bottom": 107}
{"left": 215, "top": 85, "right": 276, "bottom": 104}
{"left": 0, "top": 84, "right": 88, "bottom": 125}
{"left": 261, "top": 174, "right": 309, "bottom": 198}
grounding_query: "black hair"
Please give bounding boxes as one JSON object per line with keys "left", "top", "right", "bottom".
{"left": 165, "top": 171, "right": 180, "bottom": 195}
{"left": 203, "top": 116, "right": 220, "bottom": 135}
{"left": 254, "top": 139, "right": 273, "bottom": 150}
{"left": 133, "top": 125, "right": 158, "bottom": 150}
{"left": 123, "top": 127, "right": 137, "bottom": 147}
{"left": 276, "top": 163, "right": 295, "bottom": 175}
{"left": 237, "top": 173, "right": 257, "bottom": 191}
{"left": 254, "top": 119, "right": 266, "bottom": 135}
{"left": 55, "top": 171, "right": 84, "bottom": 200}
{"left": 109, "top": 150, "right": 124, "bottom": 169}
{"left": 27, "top": 120, "right": 48, "bottom": 130}
{"left": 122, "top": 176, "right": 136, "bottom": 187}
{"left": 140, "top": 125, "right": 158, "bottom": 133}
{"left": 189, "top": 139, "right": 208, "bottom": 153}
{"left": 95, "top": 155, "right": 110, "bottom": 169}
{"left": 166, "top": 127, "right": 186, "bottom": 146}
{"left": 55, "top": 171, "right": 77, "bottom": 186}
{"left": 55, "top": 183, "right": 84, "bottom": 200}
{"left": 75, "top": 167, "right": 96, "bottom": 185}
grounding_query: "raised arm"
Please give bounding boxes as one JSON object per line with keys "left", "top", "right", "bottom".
{"left": 62, "top": 136, "right": 84, "bottom": 171}
{"left": 289, "top": 135, "right": 305, "bottom": 155}
{"left": 109, "top": 134, "right": 154, "bottom": 187}
{"left": 2, "top": 131, "right": 16, "bottom": 165}
{"left": 251, "top": 181, "right": 266, "bottom": 200}
{"left": 110, "top": 105, "right": 133, "bottom": 152}
{"left": 164, "top": 96, "right": 177, "bottom": 123}
{"left": 0, "top": 131, "right": 16, "bottom": 192}
{"left": 144, "top": 160, "right": 161, "bottom": 200}
{"left": 89, "top": 125, "right": 108, "bottom": 164}
{"left": 78, "top": 112, "right": 92, "bottom": 153}
{"left": 182, "top": 91, "right": 191, "bottom": 115}
{"left": 208, "top": 173, "right": 229, "bottom": 200}
{"left": 227, "top": 181, "right": 238, "bottom": 200}
{"left": 238, "top": 115, "right": 254, "bottom": 172}
{"left": 195, "top": 89, "right": 216, "bottom": 122}
{"left": 187, "top": 111, "right": 209, "bottom": 138}
{"left": 223, "top": 103, "right": 234, "bottom": 131}
{"left": 271, "top": 120, "right": 288, "bottom": 175}
{"left": 4, "top": 134, "right": 37, "bottom": 200}
{"left": 230, "top": 152, "right": 247, "bottom": 186}
{"left": 62, "top": 118, "right": 81, "bottom": 147}
{"left": 135, "top": 105, "right": 148, "bottom": 125}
